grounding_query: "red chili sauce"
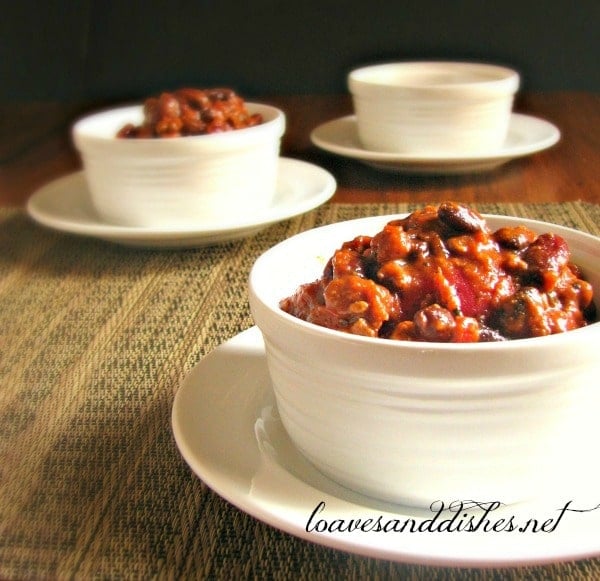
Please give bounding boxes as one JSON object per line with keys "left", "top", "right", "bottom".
{"left": 280, "top": 203, "right": 597, "bottom": 342}
{"left": 117, "top": 88, "right": 262, "bottom": 138}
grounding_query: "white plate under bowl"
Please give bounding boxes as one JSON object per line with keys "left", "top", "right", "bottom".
{"left": 26, "top": 158, "right": 336, "bottom": 248}
{"left": 310, "top": 113, "right": 560, "bottom": 174}
{"left": 172, "top": 326, "right": 600, "bottom": 568}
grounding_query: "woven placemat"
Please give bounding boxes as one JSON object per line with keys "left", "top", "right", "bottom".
{"left": 1, "top": 202, "right": 599, "bottom": 579}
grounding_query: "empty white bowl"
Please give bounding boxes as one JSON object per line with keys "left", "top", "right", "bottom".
{"left": 348, "top": 61, "right": 520, "bottom": 154}
{"left": 249, "top": 213, "right": 600, "bottom": 507}
{"left": 72, "top": 103, "right": 285, "bottom": 228}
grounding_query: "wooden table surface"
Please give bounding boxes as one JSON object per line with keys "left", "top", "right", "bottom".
{"left": 1, "top": 92, "right": 598, "bottom": 208}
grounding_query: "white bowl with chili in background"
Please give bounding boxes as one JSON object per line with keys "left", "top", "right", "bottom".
{"left": 248, "top": 211, "right": 600, "bottom": 508}
{"left": 72, "top": 99, "right": 285, "bottom": 228}
{"left": 348, "top": 61, "right": 519, "bottom": 154}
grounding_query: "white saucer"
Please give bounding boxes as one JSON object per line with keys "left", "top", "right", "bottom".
{"left": 310, "top": 113, "right": 560, "bottom": 174}
{"left": 172, "top": 326, "right": 600, "bottom": 568}
{"left": 27, "top": 158, "right": 336, "bottom": 248}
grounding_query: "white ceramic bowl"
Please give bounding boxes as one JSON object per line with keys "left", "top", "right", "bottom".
{"left": 348, "top": 61, "right": 520, "bottom": 154}
{"left": 72, "top": 103, "right": 285, "bottom": 227}
{"left": 249, "top": 214, "right": 600, "bottom": 507}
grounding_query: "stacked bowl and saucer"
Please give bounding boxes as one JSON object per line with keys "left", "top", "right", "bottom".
{"left": 27, "top": 89, "right": 337, "bottom": 247}
{"left": 312, "top": 61, "right": 560, "bottom": 174}
{"left": 174, "top": 62, "right": 600, "bottom": 567}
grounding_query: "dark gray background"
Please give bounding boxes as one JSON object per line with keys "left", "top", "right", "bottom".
{"left": 2, "top": 0, "right": 598, "bottom": 102}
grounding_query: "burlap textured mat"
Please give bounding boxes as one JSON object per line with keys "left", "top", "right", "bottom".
{"left": 1, "top": 202, "right": 599, "bottom": 579}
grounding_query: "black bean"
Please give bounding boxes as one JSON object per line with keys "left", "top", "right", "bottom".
{"left": 413, "top": 304, "right": 456, "bottom": 342}
{"left": 438, "top": 202, "right": 486, "bottom": 233}
{"left": 493, "top": 226, "right": 537, "bottom": 249}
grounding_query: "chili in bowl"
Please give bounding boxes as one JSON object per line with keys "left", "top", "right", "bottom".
{"left": 248, "top": 203, "right": 600, "bottom": 507}
{"left": 72, "top": 88, "right": 285, "bottom": 228}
